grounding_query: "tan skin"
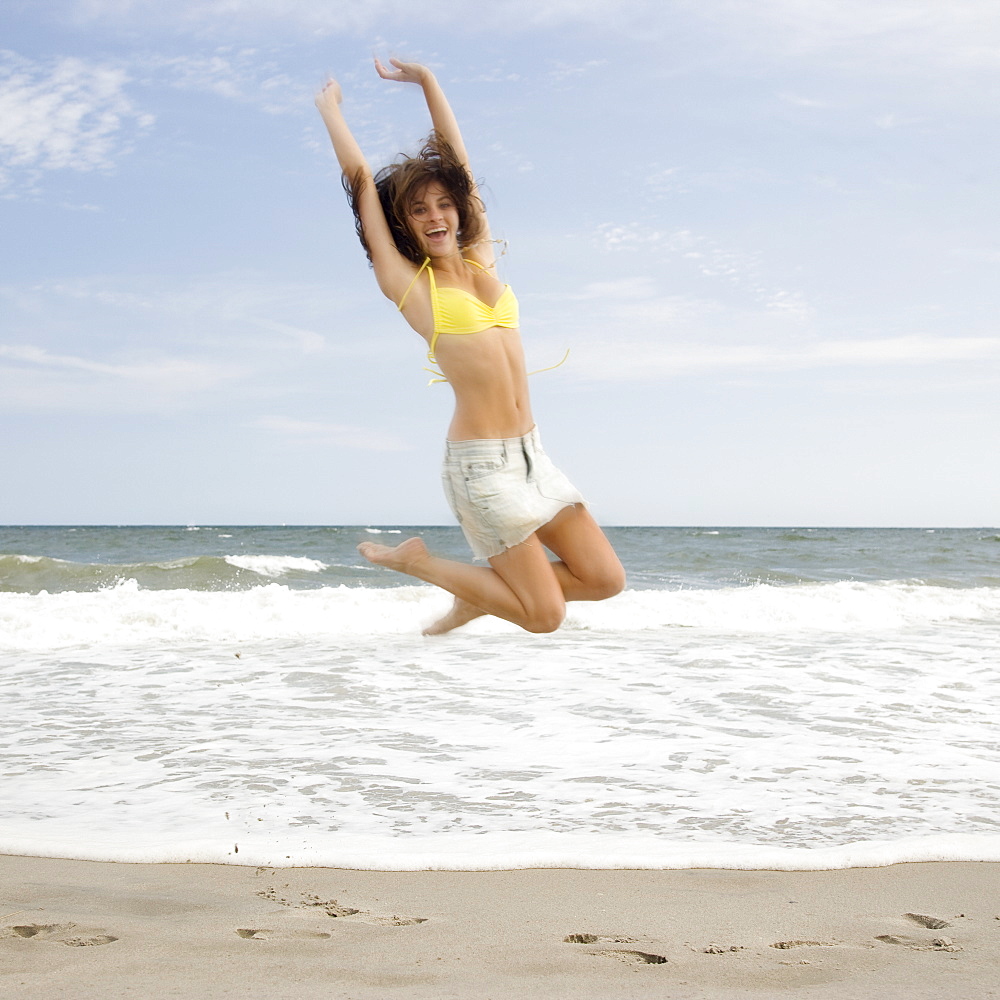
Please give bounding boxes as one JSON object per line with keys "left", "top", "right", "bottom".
{"left": 316, "top": 58, "right": 624, "bottom": 634}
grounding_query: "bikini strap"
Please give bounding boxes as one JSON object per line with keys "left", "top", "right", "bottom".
{"left": 396, "top": 257, "right": 443, "bottom": 364}
{"left": 526, "top": 348, "right": 570, "bottom": 376}
{"left": 397, "top": 257, "right": 430, "bottom": 312}
{"left": 425, "top": 264, "right": 441, "bottom": 361}
{"left": 426, "top": 349, "right": 570, "bottom": 387}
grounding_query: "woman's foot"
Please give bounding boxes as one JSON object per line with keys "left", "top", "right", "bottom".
{"left": 357, "top": 536, "right": 430, "bottom": 572}
{"left": 423, "top": 597, "right": 485, "bottom": 636}
{"left": 358, "top": 539, "right": 486, "bottom": 634}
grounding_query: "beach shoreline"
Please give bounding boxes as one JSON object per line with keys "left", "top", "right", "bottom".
{"left": 3, "top": 854, "right": 998, "bottom": 999}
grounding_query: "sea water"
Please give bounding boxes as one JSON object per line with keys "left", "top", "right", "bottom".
{"left": 1, "top": 525, "right": 998, "bottom": 870}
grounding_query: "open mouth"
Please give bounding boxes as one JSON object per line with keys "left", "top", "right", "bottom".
{"left": 426, "top": 227, "right": 448, "bottom": 241}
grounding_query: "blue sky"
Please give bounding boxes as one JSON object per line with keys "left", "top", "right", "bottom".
{"left": 2, "top": 0, "right": 998, "bottom": 526}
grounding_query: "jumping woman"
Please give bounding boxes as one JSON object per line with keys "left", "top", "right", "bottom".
{"left": 315, "top": 58, "right": 625, "bottom": 634}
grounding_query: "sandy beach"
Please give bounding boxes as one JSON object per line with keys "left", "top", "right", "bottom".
{"left": 2, "top": 856, "right": 998, "bottom": 999}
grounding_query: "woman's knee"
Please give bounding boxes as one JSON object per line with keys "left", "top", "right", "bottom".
{"left": 523, "top": 598, "right": 566, "bottom": 634}
{"left": 578, "top": 561, "right": 626, "bottom": 602}
{"left": 595, "top": 564, "right": 627, "bottom": 600}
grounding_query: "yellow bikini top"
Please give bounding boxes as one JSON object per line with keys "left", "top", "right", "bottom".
{"left": 398, "top": 256, "right": 518, "bottom": 354}
{"left": 397, "top": 257, "right": 567, "bottom": 383}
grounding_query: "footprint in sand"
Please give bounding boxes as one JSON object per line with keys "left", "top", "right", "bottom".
{"left": 564, "top": 933, "right": 638, "bottom": 945}
{"left": 563, "top": 934, "right": 666, "bottom": 965}
{"left": 904, "top": 912, "right": 951, "bottom": 930}
{"left": 255, "top": 887, "right": 427, "bottom": 927}
{"left": 875, "top": 934, "right": 961, "bottom": 952}
{"left": 256, "top": 888, "right": 361, "bottom": 917}
{"left": 236, "top": 928, "right": 332, "bottom": 941}
{"left": 874, "top": 913, "right": 961, "bottom": 952}
{"left": 594, "top": 949, "right": 669, "bottom": 965}
{"left": 355, "top": 914, "right": 428, "bottom": 926}
{"left": 2, "top": 923, "right": 118, "bottom": 947}
{"left": 771, "top": 940, "right": 837, "bottom": 950}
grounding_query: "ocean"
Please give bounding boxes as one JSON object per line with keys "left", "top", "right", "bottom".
{"left": 1, "top": 525, "right": 998, "bottom": 870}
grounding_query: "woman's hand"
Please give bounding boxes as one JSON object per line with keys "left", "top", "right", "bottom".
{"left": 374, "top": 56, "right": 430, "bottom": 86}
{"left": 314, "top": 77, "right": 342, "bottom": 113}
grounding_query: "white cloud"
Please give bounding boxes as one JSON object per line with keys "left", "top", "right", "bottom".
{"left": 0, "top": 43, "right": 309, "bottom": 198}
{"left": 549, "top": 59, "right": 609, "bottom": 82}
{"left": 527, "top": 264, "right": 997, "bottom": 383}
{"left": 566, "top": 333, "right": 1000, "bottom": 382}
{"left": 8, "top": 275, "right": 340, "bottom": 356}
{"left": 68, "top": 0, "right": 656, "bottom": 36}
{"left": 0, "top": 342, "right": 236, "bottom": 392}
{"left": 487, "top": 141, "right": 533, "bottom": 174}
{"left": 0, "top": 51, "right": 153, "bottom": 190}
{"left": 592, "top": 222, "right": 767, "bottom": 295}
{"left": 138, "top": 49, "right": 302, "bottom": 114}
{"left": 253, "top": 415, "right": 409, "bottom": 452}
{"left": 779, "top": 92, "right": 832, "bottom": 109}
{"left": 0, "top": 272, "right": 389, "bottom": 417}
{"left": 63, "top": 0, "right": 1000, "bottom": 74}
{"left": 949, "top": 247, "right": 1000, "bottom": 266}
{"left": 695, "top": 0, "right": 1000, "bottom": 70}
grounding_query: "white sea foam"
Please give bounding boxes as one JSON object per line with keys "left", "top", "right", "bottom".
{"left": 3, "top": 829, "right": 998, "bottom": 871}
{"left": 1, "top": 580, "right": 996, "bottom": 650}
{"left": 1, "top": 580, "right": 998, "bottom": 869}
{"left": 223, "top": 554, "right": 327, "bottom": 577}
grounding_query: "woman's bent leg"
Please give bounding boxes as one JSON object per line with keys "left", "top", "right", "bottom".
{"left": 358, "top": 504, "right": 625, "bottom": 635}
{"left": 357, "top": 534, "right": 566, "bottom": 634}
{"left": 535, "top": 504, "right": 626, "bottom": 601}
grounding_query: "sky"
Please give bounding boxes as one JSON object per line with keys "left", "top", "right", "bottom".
{"left": 1, "top": 0, "right": 998, "bottom": 527}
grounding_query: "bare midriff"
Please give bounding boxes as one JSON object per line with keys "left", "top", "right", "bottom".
{"left": 431, "top": 326, "right": 534, "bottom": 441}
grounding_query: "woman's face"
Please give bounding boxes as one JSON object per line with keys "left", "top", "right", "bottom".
{"left": 407, "top": 181, "right": 460, "bottom": 257}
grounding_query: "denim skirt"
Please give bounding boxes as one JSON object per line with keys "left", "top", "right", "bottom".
{"left": 441, "top": 426, "right": 586, "bottom": 560}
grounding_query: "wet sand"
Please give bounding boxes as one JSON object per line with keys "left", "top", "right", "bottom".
{"left": 2, "top": 855, "right": 999, "bottom": 999}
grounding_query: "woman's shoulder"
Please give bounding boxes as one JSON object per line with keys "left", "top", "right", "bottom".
{"left": 373, "top": 252, "right": 426, "bottom": 305}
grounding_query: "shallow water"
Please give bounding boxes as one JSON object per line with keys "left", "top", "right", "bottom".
{"left": 1, "top": 525, "right": 998, "bottom": 868}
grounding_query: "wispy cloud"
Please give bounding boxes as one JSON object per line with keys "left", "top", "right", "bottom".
{"left": 0, "top": 51, "right": 153, "bottom": 192}
{"left": 252, "top": 415, "right": 409, "bottom": 451}
{"left": 697, "top": 0, "right": 1000, "bottom": 70}
{"left": 5, "top": 274, "right": 340, "bottom": 356}
{"left": 0, "top": 271, "right": 386, "bottom": 416}
{"left": 549, "top": 59, "right": 608, "bottom": 82}
{"left": 778, "top": 92, "right": 833, "bottom": 110}
{"left": 0, "top": 342, "right": 236, "bottom": 392}
{"left": 592, "top": 222, "right": 769, "bottom": 296}
{"left": 67, "top": 0, "right": 655, "bottom": 36}
{"left": 0, "top": 43, "right": 313, "bottom": 196}
{"left": 566, "top": 333, "right": 1000, "bottom": 382}
{"left": 137, "top": 48, "right": 303, "bottom": 114}
{"left": 526, "top": 264, "right": 998, "bottom": 383}
{"left": 64, "top": 0, "right": 1000, "bottom": 75}
{"left": 949, "top": 247, "right": 1000, "bottom": 266}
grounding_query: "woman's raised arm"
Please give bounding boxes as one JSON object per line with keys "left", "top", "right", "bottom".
{"left": 314, "top": 77, "right": 413, "bottom": 299}
{"left": 374, "top": 58, "right": 470, "bottom": 166}
{"left": 374, "top": 57, "right": 494, "bottom": 261}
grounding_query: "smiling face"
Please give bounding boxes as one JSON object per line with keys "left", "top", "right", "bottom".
{"left": 406, "top": 181, "right": 460, "bottom": 258}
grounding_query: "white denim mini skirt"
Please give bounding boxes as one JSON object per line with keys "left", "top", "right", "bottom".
{"left": 441, "top": 426, "right": 586, "bottom": 560}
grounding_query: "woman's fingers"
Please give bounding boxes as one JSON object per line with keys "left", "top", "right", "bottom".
{"left": 374, "top": 56, "right": 425, "bottom": 84}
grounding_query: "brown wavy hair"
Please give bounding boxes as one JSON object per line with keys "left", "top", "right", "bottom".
{"left": 343, "top": 131, "right": 485, "bottom": 265}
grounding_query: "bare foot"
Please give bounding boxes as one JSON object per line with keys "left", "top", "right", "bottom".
{"left": 423, "top": 597, "right": 486, "bottom": 636}
{"left": 357, "top": 536, "right": 430, "bottom": 574}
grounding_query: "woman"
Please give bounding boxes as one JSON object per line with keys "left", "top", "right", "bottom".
{"left": 315, "top": 58, "right": 624, "bottom": 634}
